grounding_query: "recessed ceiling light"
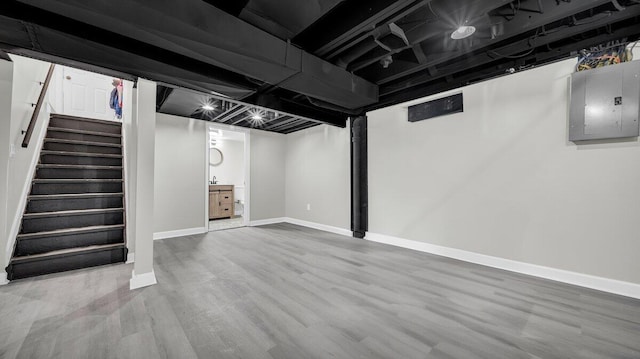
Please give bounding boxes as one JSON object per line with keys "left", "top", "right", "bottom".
{"left": 248, "top": 109, "right": 266, "bottom": 126}
{"left": 202, "top": 104, "right": 215, "bottom": 111}
{"left": 451, "top": 25, "right": 476, "bottom": 40}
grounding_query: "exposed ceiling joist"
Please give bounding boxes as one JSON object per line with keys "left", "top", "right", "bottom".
{"left": 326, "top": 0, "right": 431, "bottom": 61}
{"left": 200, "top": 0, "right": 250, "bottom": 17}
{"left": 211, "top": 104, "right": 244, "bottom": 123}
{"left": 262, "top": 117, "right": 300, "bottom": 131}
{"left": 15, "top": 0, "right": 377, "bottom": 110}
{"left": 230, "top": 115, "right": 252, "bottom": 126}
{"left": 0, "top": 2, "right": 258, "bottom": 97}
{"left": 1, "top": 0, "right": 638, "bottom": 133}
{"left": 371, "top": 17, "right": 640, "bottom": 110}
{"left": 380, "top": 8, "right": 640, "bottom": 97}
{"left": 157, "top": 86, "right": 326, "bottom": 134}
{"left": 283, "top": 121, "right": 319, "bottom": 134}
{"left": 0, "top": 0, "right": 358, "bottom": 126}
{"left": 294, "top": 0, "right": 423, "bottom": 56}
{"left": 360, "top": 0, "right": 616, "bottom": 84}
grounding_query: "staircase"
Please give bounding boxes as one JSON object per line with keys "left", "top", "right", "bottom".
{"left": 5, "top": 114, "right": 128, "bottom": 280}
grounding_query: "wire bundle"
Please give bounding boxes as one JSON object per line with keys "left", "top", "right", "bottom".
{"left": 576, "top": 41, "right": 636, "bottom": 71}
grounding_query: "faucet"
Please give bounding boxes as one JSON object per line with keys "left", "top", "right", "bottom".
{"left": 212, "top": 176, "right": 217, "bottom": 184}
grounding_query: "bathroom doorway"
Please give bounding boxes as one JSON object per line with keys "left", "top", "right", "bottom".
{"left": 206, "top": 125, "right": 250, "bottom": 232}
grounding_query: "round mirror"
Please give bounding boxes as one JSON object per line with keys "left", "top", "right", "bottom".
{"left": 210, "top": 148, "right": 223, "bottom": 166}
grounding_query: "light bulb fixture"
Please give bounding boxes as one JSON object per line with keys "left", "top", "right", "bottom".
{"left": 248, "top": 109, "right": 266, "bottom": 127}
{"left": 451, "top": 25, "right": 476, "bottom": 40}
{"left": 202, "top": 104, "right": 215, "bottom": 111}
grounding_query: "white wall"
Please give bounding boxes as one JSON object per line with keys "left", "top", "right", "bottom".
{"left": 285, "top": 124, "right": 350, "bottom": 230}
{"left": 3, "top": 56, "right": 52, "bottom": 269}
{"left": 122, "top": 81, "right": 136, "bottom": 255}
{"left": 210, "top": 139, "right": 244, "bottom": 186}
{"left": 154, "top": 113, "right": 207, "bottom": 233}
{"left": 153, "top": 113, "right": 286, "bottom": 231}
{"left": 367, "top": 58, "right": 640, "bottom": 285}
{"left": 0, "top": 59, "right": 14, "bottom": 282}
{"left": 130, "top": 78, "right": 157, "bottom": 289}
{"left": 250, "top": 130, "right": 286, "bottom": 221}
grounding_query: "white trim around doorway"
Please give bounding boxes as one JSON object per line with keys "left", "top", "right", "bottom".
{"left": 204, "top": 124, "right": 251, "bottom": 230}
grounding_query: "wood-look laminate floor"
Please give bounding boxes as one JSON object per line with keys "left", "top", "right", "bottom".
{"left": 1, "top": 223, "right": 639, "bottom": 359}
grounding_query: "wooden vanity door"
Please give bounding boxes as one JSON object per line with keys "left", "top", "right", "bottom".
{"left": 209, "top": 191, "right": 221, "bottom": 219}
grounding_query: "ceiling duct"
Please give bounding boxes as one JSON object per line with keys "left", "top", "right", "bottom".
{"left": 335, "top": 22, "right": 410, "bottom": 69}
{"left": 373, "top": 23, "right": 409, "bottom": 52}
{"left": 12, "top": 0, "right": 378, "bottom": 110}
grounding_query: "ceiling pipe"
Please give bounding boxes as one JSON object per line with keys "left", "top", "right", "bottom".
{"left": 336, "top": 0, "right": 514, "bottom": 71}
{"left": 336, "top": 39, "right": 379, "bottom": 68}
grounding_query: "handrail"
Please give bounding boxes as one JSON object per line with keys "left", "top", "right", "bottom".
{"left": 22, "top": 64, "right": 55, "bottom": 148}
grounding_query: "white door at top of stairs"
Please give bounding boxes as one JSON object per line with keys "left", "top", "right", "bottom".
{"left": 62, "top": 67, "right": 119, "bottom": 122}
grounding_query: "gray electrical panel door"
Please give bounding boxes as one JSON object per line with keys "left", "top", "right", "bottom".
{"left": 569, "top": 60, "right": 640, "bottom": 141}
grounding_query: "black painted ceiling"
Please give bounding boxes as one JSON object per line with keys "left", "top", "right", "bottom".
{"left": 1, "top": 0, "right": 639, "bottom": 133}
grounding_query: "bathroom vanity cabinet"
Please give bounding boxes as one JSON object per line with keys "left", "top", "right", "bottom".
{"left": 209, "top": 185, "right": 234, "bottom": 220}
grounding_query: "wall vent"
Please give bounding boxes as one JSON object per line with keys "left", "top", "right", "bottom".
{"left": 408, "top": 93, "right": 463, "bottom": 123}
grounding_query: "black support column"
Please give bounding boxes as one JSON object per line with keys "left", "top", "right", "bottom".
{"left": 351, "top": 116, "right": 368, "bottom": 238}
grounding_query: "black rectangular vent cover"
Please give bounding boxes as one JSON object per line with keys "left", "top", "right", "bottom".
{"left": 408, "top": 93, "right": 463, "bottom": 122}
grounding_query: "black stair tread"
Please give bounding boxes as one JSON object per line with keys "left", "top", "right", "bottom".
{"left": 23, "top": 207, "right": 124, "bottom": 219}
{"left": 47, "top": 127, "right": 122, "bottom": 138}
{"left": 37, "top": 164, "right": 122, "bottom": 170}
{"left": 17, "top": 224, "right": 125, "bottom": 240}
{"left": 41, "top": 150, "right": 122, "bottom": 158}
{"left": 50, "top": 114, "right": 123, "bottom": 127}
{"left": 28, "top": 192, "right": 124, "bottom": 200}
{"left": 33, "top": 179, "right": 123, "bottom": 183}
{"left": 44, "top": 138, "right": 123, "bottom": 148}
{"left": 10, "top": 243, "right": 126, "bottom": 262}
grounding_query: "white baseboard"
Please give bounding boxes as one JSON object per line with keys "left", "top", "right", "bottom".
{"left": 153, "top": 227, "right": 207, "bottom": 240}
{"left": 249, "top": 217, "right": 287, "bottom": 227}
{"left": 129, "top": 270, "right": 157, "bottom": 290}
{"left": 126, "top": 252, "right": 134, "bottom": 264}
{"left": 284, "top": 217, "right": 352, "bottom": 237}
{"left": 366, "top": 232, "right": 640, "bottom": 300}
{"left": 249, "top": 217, "right": 351, "bottom": 237}
{"left": 0, "top": 272, "right": 8, "bottom": 286}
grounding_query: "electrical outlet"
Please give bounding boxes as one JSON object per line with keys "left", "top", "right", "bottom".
{"left": 306, "top": 203, "right": 311, "bottom": 211}
{"left": 9, "top": 144, "right": 15, "bottom": 158}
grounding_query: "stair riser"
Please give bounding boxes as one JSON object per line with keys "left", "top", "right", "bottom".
{"left": 27, "top": 196, "right": 123, "bottom": 213}
{"left": 43, "top": 142, "right": 122, "bottom": 155}
{"left": 49, "top": 117, "right": 121, "bottom": 134}
{"left": 37, "top": 168, "right": 123, "bottom": 179}
{"left": 6, "top": 247, "right": 127, "bottom": 280}
{"left": 15, "top": 229, "right": 124, "bottom": 256}
{"left": 31, "top": 182, "right": 122, "bottom": 195}
{"left": 47, "top": 130, "right": 121, "bottom": 144}
{"left": 41, "top": 154, "right": 122, "bottom": 166}
{"left": 21, "top": 212, "right": 124, "bottom": 234}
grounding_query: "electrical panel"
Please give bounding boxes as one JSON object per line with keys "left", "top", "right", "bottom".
{"left": 569, "top": 60, "right": 640, "bottom": 141}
